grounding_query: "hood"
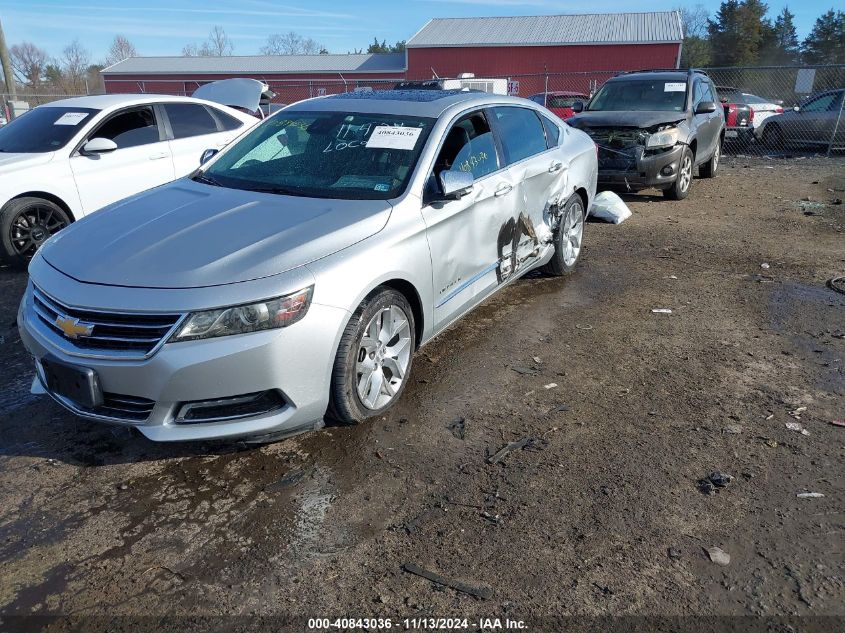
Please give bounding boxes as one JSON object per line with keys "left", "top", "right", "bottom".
{"left": 41, "top": 179, "right": 392, "bottom": 289}
{"left": 0, "top": 152, "right": 54, "bottom": 171}
{"left": 569, "top": 110, "right": 687, "bottom": 130}
{"left": 192, "top": 78, "right": 274, "bottom": 113}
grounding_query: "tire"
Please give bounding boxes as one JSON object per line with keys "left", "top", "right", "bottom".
{"left": 1, "top": 197, "right": 71, "bottom": 269}
{"left": 699, "top": 137, "right": 721, "bottom": 178}
{"left": 540, "top": 194, "right": 585, "bottom": 276}
{"left": 328, "top": 287, "right": 416, "bottom": 425}
{"left": 763, "top": 124, "right": 783, "bottom": 149}
{"left": 663, "top": 147, "right": 693, "bottom": 200}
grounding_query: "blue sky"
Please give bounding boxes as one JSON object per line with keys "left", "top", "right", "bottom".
{"left": 1, "top": 0, "right": 837, "bottom": 63}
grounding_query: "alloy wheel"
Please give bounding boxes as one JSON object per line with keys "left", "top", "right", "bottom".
{"left": 10, "top": 204, "right": 67, "bottom": 258}
{"left": 561, "top": 201, "right": 584, "bottom": 267}
{"left": 356, "top": 304, "right": 412, "bottom": 410}
{"left": 678, "top": 155, "right": 692, "bottom": 192}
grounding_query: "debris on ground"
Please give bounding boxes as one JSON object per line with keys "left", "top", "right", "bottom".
{"left": 446, "top": 418, "right": 466, "bottom": 440}
{"left": 590, "top": 191, "right": 632, "bottom": 224}
{"left": 785, "top": 421, "right": 810, "bottom": 435}
{"left": 511, "top": 366, "right": 538, "bottom": 376}
{"left": 828, "top": 276, "right": 845, "bottom": 295}
{"left": 544, "top": 383, "right": 557, "bottom": 390}
{"left": 789, "top": 406, "right": 807, "bottom": 419}
{"left": 723, "top": 424, "right": 743, "bottom": 434}
{"left": 532, "top": 356, "right": 542, "bottom": 364}
{"left": 651, "top": 308, "right": 673, "bottom": 314}
{"left": 760, "top": 262, "right": 771, "bottom": 269}
{"left": 667, "top": 548, "right": 682, "bottom": 560}
{"left": 402, "top": 563, "right": 493, "bottom": 600}
{"left": 797, "top": 492, "right": 825, "bottom": 499}
{"left": 486, "top": 437, "right": 547, "bottom": 465}
{"left": 698, "top": 472, "right": 734, "bottom": 494}
{"left": 480, "top": 511, "right": 503, "bottom": 525}
{"left": 830, "top": 420, "right": 845, "bottom": 428}
{"left": 704, "top": 546, "right": 731, "bottom": 566}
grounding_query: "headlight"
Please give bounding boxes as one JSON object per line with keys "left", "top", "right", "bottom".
{"left": 171, "top": 286, "right": 313, "bottom": 342}
{"left": 646, "top": 127, "right": 681, "bottom": 149}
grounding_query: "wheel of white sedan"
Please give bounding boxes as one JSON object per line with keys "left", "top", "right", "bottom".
{"left": 541, "top": 194, "right": 585, "bottom": 276}
{"left": 329, "top": 287, "right": 415, "bottom": 424}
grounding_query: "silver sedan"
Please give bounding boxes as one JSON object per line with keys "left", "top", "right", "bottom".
{"left": 18, "top": 90, "right": 598, "bottom": 441}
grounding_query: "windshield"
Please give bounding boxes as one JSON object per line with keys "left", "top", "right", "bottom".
{"left": 0, "top": 106, "right": 98, "bottom": 153}
{"left": 203, "top": 111, "right": 436, "bottom": 200}
{"left": 548, "top": 95, "right": 582, "bottom": 108}
{"left": 588, "top": 80, "right": 687, "bottom": 112}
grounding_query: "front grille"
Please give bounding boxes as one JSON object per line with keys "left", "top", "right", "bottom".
{"left": 32, "top": 286, "right": 183, "bottom": 358}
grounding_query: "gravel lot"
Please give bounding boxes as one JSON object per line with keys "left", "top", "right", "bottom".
{"left": 1, "top": 156, "right": 844, "bottom": 630}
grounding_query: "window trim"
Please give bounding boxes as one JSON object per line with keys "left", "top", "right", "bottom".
{"left": 70, "top": 104, "right": 165, "bottom": 157}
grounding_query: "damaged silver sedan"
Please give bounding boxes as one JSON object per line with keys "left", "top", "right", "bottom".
{"left": 18, "top": 90, "right": 597, "bottom": 442}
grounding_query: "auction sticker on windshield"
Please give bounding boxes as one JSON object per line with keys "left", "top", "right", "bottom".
{"left": 664, "top": 83, "right": 686, "bottom": 92}
{"left": 366, "top": 126, "right": 422, "bottom": 150}
{"left": 54, "top": 112, "right": 89, "bottom": 125}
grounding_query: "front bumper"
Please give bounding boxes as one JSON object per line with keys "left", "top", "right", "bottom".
{"left": 17, "top": 283, "right": 350, "bottom": 442}
{"left": 596, "top": 143, "right": 685, "bottom": 191}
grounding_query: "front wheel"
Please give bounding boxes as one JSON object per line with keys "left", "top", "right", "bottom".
{"left": 541, "top": 194, "right": 585, "bottom": 276}
{"left": 663, "top": 147, "right": 693, "bottom": 200}
{"left": 1, "top": 197, "right": 71, "bottom": 269}
{"left": 328, "top": 288, "right": 416, "bottom": 424}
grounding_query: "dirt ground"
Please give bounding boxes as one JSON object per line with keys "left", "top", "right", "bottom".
{"left": 1, "top": 156, "right": 843, "bottom": 632}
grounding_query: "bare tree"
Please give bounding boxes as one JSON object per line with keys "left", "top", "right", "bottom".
{"left": 261, "top": 31, "right": 323, "bottom": 55}
{"left": 677, "top": 5, "right": 711, "bottom": 67}
{"left": 183, "top": 26, "right": 234, "bottom": 57}
{"left": 60, "top": 39, "right": 91, "bottom": 93}
{"left": 679, "top": 4, "right": 710, "bottom": 38}
{"left": 104, "top": 34, "right": 138, "bottom": 66}
{"left": 10, "top": 41, "right": 48, "bottom": 87}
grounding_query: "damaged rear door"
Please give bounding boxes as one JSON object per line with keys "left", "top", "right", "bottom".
{"left": 422, "top": 109, "right": 517, "bottom": 327}
{"left": 490, "top": 106, "right": 564, "bottom": 281}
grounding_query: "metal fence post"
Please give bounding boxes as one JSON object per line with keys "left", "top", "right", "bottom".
{"left": 828, "top": 92, "right": 844, "bottom": 157}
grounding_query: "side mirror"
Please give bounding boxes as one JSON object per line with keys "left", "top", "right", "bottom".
{"left": 695, "top": 101, "right": 717, "bottom": 114}
{"left": 572, "top": 101, "right": 584, "bottom": 113}
{"left": 200, "top": 148, "right": 219, "bottom": 165}
{"left": 439, "top": 170, "right": 474, "bottom": 200}
{"left": 81, "top": 137, "right": 118, "bottom": 155}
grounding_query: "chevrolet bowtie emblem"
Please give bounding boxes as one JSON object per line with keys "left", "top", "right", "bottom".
{"left": 55, "top": 315, "right": 94, "bottom": 339}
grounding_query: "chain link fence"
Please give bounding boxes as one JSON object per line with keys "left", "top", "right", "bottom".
{"left": 6, "top": 65, "right": 844, "bottom": 156}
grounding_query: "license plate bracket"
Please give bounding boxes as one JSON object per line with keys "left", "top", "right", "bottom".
{"left": 40, "top": 356, "right": 103, "bottom": 409}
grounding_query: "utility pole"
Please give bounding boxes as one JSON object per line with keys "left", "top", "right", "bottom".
{"left": 0, "top": 18, "right": 16, "bottom": 99}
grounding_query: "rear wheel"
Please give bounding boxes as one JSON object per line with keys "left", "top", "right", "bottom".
{"left": 763, "top": 124, "right": 783, "bottom": 149}
{"left": 541, "top": 194, "right": 585, "bottom": 276}
{"left": 699, "top": 138, "right": 721, "bottom": 178}
{"left": 1, "top": 197, "right": 71, "bottom": 269}
{"left": 328, "top": 288, "right": 415, "bottom": 424}
{"left": 663, "top": 147, "right": 693, "bottom": 200}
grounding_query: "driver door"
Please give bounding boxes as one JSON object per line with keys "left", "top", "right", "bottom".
{"left": 69, "top": 105, "right": 175, "bottom": 214}
{"left": 423, "top": 109, "right": 517, "bottom": 329}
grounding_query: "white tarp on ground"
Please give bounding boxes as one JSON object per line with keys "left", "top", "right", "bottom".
{"left": 590, "top": 191, "right": 632, "bottom": 224}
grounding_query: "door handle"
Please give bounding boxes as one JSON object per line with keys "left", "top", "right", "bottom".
{"left": 549, "top": 161, "right": 565, "bottom": 173}
{"left": 148, "top": 152, "right": 169, "bottom": 160}
{"left": 495, "top": 183, "right": 513, "bottom": 197}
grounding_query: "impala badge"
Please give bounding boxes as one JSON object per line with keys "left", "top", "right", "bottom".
{"left": 55, "top": 315, "right": 94, "bottom": 339}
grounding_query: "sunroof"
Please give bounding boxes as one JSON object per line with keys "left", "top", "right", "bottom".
{"left": 325, "top": 89, "right": 470, "bottom": 102}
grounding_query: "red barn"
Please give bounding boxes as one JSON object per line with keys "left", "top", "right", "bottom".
{"left": 102, "top": 12, "right": 683, "bottom": 103}
{"left": 406, "top": 11, "right": 683, "bottom": 96}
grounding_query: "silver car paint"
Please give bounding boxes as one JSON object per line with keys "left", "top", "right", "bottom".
{"left": 19, "top": 92, "right": 597, "bottom": 441}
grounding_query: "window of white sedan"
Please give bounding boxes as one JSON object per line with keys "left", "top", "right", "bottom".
{"left": 0, "top": 106, "right": 98, "bottom": 153}
{"left": 89, "top": 106, "right": 160, "bottom": 149}
{"left": 199, "top": 111, "right": 435, "bottom": 200}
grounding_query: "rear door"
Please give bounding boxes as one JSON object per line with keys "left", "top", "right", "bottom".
{"left": 490, "top": 105, "right": 563, "bottom": 277}
{"left": 69, "top": 105, "right": 175, "bottom": 214}
{"left": 162, "top": 102, "right": 245, "bottom": 176}
{"left": 423, "top": 109, "right": 517, "bottom": 328}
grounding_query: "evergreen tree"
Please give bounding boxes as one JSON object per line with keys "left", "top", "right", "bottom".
{"left": 802, "top": 9, "right": 845, "bottom": 64}
{"left": 708, "top": 0, "right": 774, "bottom": 66}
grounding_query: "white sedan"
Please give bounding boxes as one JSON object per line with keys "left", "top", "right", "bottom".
{"left": 0, "top": 89, "right": 260, "bottom": 267}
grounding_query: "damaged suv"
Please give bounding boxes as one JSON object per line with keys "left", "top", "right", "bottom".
{"left": 569, "top": 69, "right": 724, "bottom": 199}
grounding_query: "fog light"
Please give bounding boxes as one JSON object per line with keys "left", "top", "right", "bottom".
{"left": 661, "top": 165, "right": 675, "bottom": 176}
{"left": 175, "top": 390, "right": 286, "bottom": 424}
